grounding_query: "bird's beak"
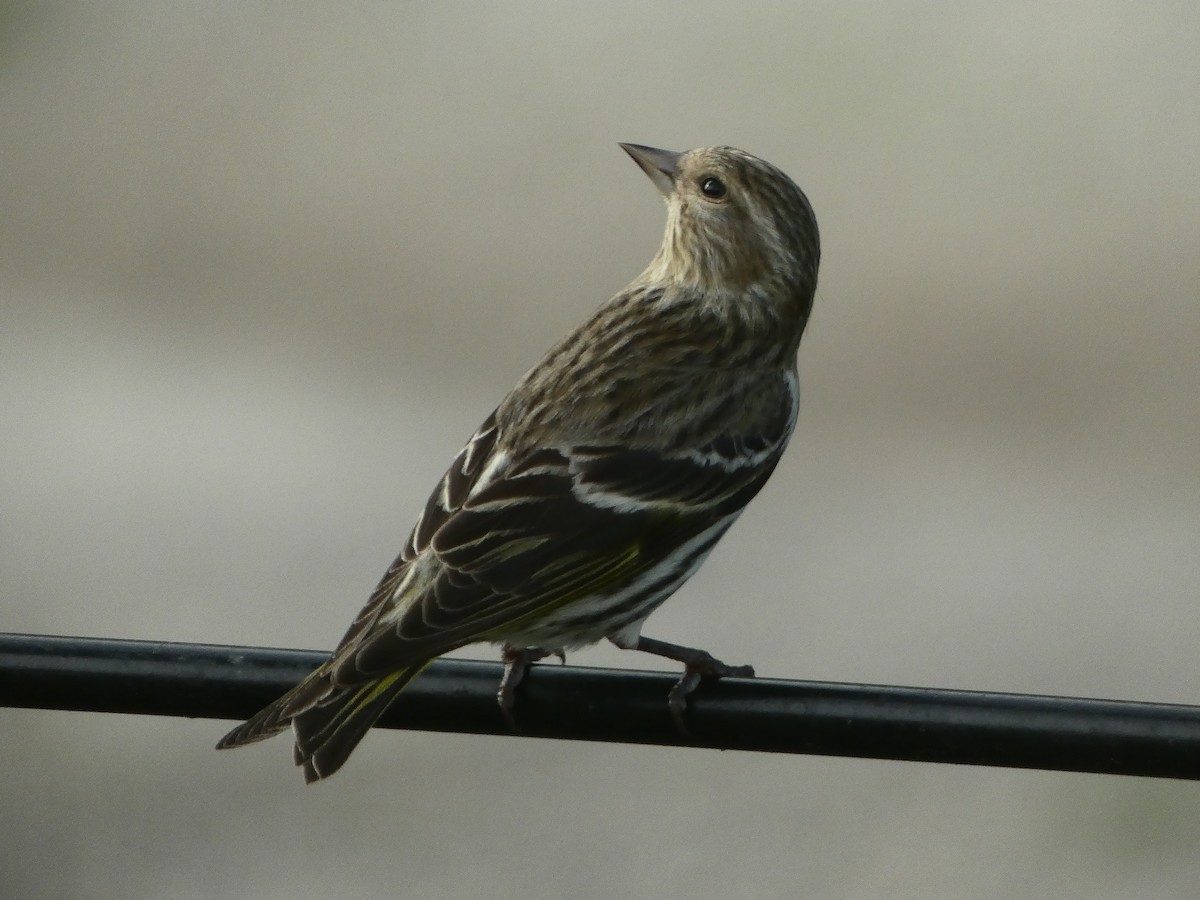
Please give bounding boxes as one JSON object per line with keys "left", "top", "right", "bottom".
{"left": 620, "top": 143, "right": 682, "bottom": 198}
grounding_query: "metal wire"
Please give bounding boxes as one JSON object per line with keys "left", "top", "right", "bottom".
{"left": 2, "top": 632, "right": 1199, "bottom": 779}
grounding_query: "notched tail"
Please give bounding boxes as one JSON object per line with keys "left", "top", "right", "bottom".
{"left": 216, "top": 664, "right": 426, "bottom": 783}
{"left": 215, "top": 666, "right": 333, "bottom": 750}
{"left": 292, "top": 667, "right": 425, "bottom": 783}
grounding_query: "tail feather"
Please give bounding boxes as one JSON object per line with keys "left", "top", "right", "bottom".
{"left": 215, "top": 668, "right": 334, "bottom": 750}
{"left": 217, "top": 663, "right": 427, "bottom": 783}
{"left": 292, "top": 667, "right": 425, "bottom": 783}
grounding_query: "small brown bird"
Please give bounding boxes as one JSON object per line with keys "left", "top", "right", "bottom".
{"left": 217, "top": 143, "right": 820, "bottom": 781}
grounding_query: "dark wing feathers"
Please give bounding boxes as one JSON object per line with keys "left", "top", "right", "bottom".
{"left": 219, "top": 379, "right": 796, "bottom": 750}
{"left": 325, "top": 374, "right": 795, "bottom": 683}
{"left": 344, "top": 458, "right": 650, "bottom": 674}
{"left": 571, "top": 444, "right": 774, "bottom": 513}
{"left": 407, "top": 412, "right": 500, "bottom": 557}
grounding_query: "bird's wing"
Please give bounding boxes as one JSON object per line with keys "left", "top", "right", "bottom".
{"left": 318, "top": 410, "right": 504, "bottom": 661}
{"left": 325, "top": 397, "right": 795, "bottom": 683}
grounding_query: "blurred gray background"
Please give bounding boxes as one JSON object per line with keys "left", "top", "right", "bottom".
{"left": 3, "top": 4, "right": 1198, "bottom": 898}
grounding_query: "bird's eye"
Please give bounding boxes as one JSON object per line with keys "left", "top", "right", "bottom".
{"left": 699, "top": 176, "right": 727, "bottom": 200}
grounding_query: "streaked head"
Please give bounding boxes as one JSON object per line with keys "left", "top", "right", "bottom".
{"left": 621, "top": 143, "right": 819, "bottom": 322}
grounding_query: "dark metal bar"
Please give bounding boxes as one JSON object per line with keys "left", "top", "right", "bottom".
{"left": 2, "top": 632, "right": 1199, "bottom": 779}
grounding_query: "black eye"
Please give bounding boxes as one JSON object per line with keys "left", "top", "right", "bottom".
{"left": 699, "top": 176, "right": 727, "bottom": 199}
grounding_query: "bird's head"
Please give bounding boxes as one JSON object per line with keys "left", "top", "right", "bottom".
{"left": 621, "top": 143, "right": 819, "bottom": 326}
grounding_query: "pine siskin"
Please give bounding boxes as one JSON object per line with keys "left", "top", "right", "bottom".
{"left": 217, "top": 143, "right": 820, "bottom": 782}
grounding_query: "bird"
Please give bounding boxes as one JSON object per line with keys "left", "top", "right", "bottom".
{"left": 216, "top": 142, "right": 820, "bottom": 782}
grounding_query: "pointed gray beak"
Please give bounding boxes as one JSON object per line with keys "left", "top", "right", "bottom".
{"left": 619, "top": 143, "right": 682, "bottom": 198}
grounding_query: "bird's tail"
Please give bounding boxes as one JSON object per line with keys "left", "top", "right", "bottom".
{"left": 291, "top": 668, "right": 425, "bottom": 782}
{"left": 216, "top": 664, "right": 426, "bottom": 783}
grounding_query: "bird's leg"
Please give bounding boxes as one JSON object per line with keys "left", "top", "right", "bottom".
{"left": 497, "top": 646, "right": 562, "bottom": 730}
{"left": 630, "top": 636, "right": 755, "bottom": 732}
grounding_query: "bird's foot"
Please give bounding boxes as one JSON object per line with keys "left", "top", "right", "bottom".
{"left": 632, "top": 636, "right": 755, "bottom": 733}
{"left": 497, "top": 646, "right": 563, "bottom": 730}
